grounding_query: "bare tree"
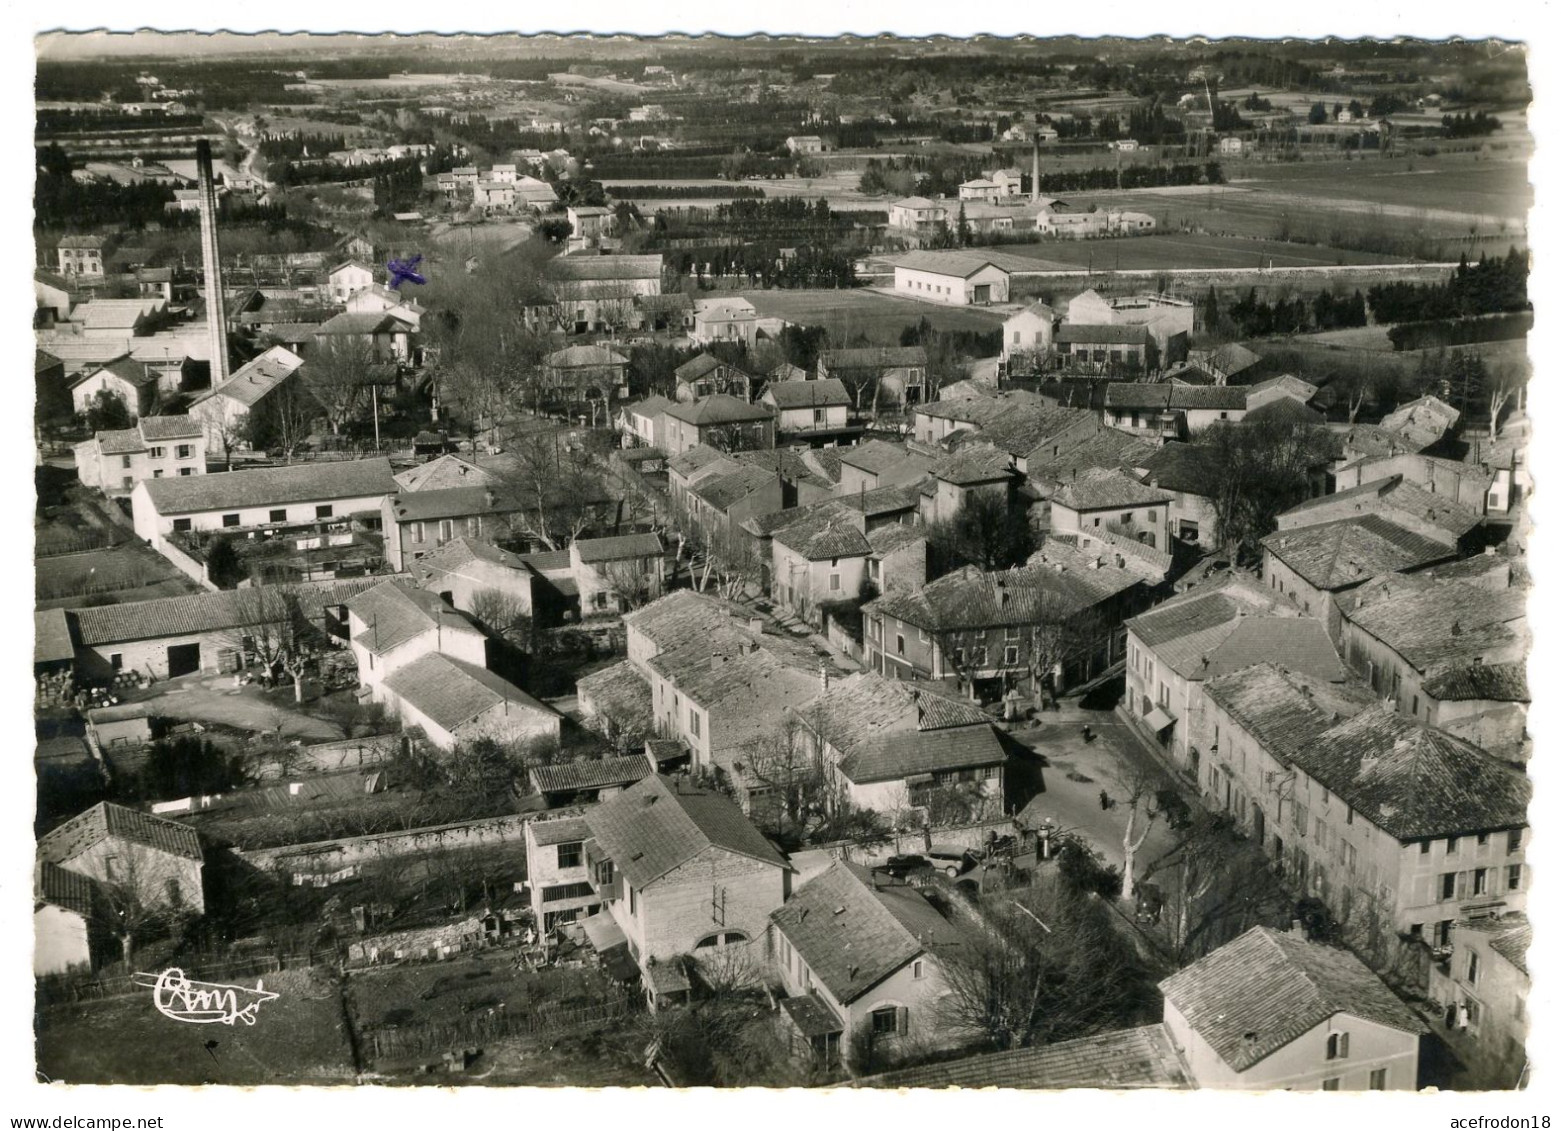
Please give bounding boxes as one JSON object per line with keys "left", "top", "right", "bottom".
{"left": 223, "top": 581, "right": 308, "bottom": 702}
{"left": 91, "top": 852, "right": 189, "bottom": 973}
{"left": 466, "top": 587, "right": 534, "bottom": 643}
{"left": 242, "top": 378, "right": 319, "bottom": 461}
{"left": 597, "top": 558, "right": 657, "bottom": 611}
{"left": 496, "top": 429, "right": 608, "bottom": 551}
{"left": 302, "top": 338, "right": 378, "bottom": 436}
{"left": 1119, "top": 770, "right": 1164, "bottom": 904}
{"left": 1191, "top": 416, "right": 1334, "bottom": 563}
{"left": 735, "top": 715, "right": 831, "bottom": 847}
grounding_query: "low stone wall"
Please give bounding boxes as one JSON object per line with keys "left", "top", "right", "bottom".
{"left": 156, "top": 537, "right": 218, "bottom": 591}
{"left": 238, "top": 812, "right": 537, "bottom": 877}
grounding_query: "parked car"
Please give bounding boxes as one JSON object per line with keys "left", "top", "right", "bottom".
{"left": 879, "top": 854, "right": 932, "bottom": 880}
{"left": 926, "top": 844, "right": 975, "bottom": 878}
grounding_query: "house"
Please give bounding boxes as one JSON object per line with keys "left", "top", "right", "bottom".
{"left": 393, "top": 453, "right": 493, "bottom": 493}
{"left": 920, "top": 443, "right": 1015, "bottom": 525}
{"left": 513, "top": 175, "right": 560, "bottom": 209}
{"left": 1246, "top": 373, "right": 1319, "bottom": 412}
{"left": 412, "top": 536, "right": 549, "bottom": 623}
{"left": 379, "top": 486, "right": 530, "bottom": 571}
{"left": 1159, "top": 926, "right": 1427, "bottom": 1089}
{"left": 1192, "top": 342, "right": 1262, "bottom": 385}
{"left": 887, "top": 196, "right": 947, "bottom": 232}
{"left": 523, "top": 816, "right": 601, "bottom": 931}
{"left": 856, "top": 1025, "right": 1192, "bottom": 1089}
{"left": 570, "top": 532, "right": 667, "bottom": 616}
{"left": 34, "top": 862, "right": 109, "bottom": 976}
{"left": 380, "top": 652, "right": 562, "bottom": 750}
{"left": 1331, "top": 452, "right": 1499, "bottom": 519}
{"left": 575, "top": 662, "right": 657, "bottom": 748}
{"left": 768, "top": 507, "right": 871, "bottom": 621}
{"left": 130, "top": 457, "right": 396, "bottom": 552}
{"left": 311, "top": 311, "right": 415, "bottom": 365}
{"left": 621, "top": 395, "right": 674, "bottom": 449}
{"left": 1259, "top": 515, "right": 1458, "bottom": 638}
{"left": 530, "top": 755, "right": 654, "bottom": 808}
{"left": 1194, "top": 663, "right": 1530, "bottom": 952}
{"left": 1277, "top": 475, "right": 1484, "bottom": 554}
{"left": 474, "top": 181, "right": 515, "bottom": 213}
{"left": 633, "top": 292, "right": 694, "bottom": 333}
{"left": 545, "top": 256, "right": 664, "bottom": 334}
{"left": 1001, "top": 301, "right": 1055, "bottom": 367}
{"left": 1335, "top": 555, "right": 1529, "bottom": 758}
{"left": 1025, "top": 427, "right": 1157, "bottom": 502}
{"left": 37, "top": 801, "right": 204, "bottom": 916}
{"left": 1219, "top": 136, "right": 1245, "bottom": 155}
{"left": 817, "top": 347, "right": 930, "bottom": 410}
{"left": 452, "top": 166, "right": 480, "bottom": 189}
{"left": 675, "top": 353, "right": 755, "bottom": 403}
{"left": 892, "top": 250, "right": 1020, "bottom": 306}
{"left": 661, "top": 395, "right": 776, "bottom": 456}
{"left": 793, "top": 672, "right": 1002, "bottom": 818}
{"left": 769, "top": 861, "right": 968, "bottom": 1069}
{"left": 69, "top": 357, "right": 158, "bottom": 420}
{"left": 327, "top": 260, "right": 375, "bottom": 304}
{"left": 1055, "top": 324, "right": 1158, "bottom": 374}
{"left": 1050, "top": 468, "right": 1173, "bottom": 552}
{"left": 1138, "top": 442, "right": 1219, "bottom": 546}
{"left": 692, "top": 297, "right": 760, "bottom": 347}
{"left": 35, "top": 270, "right": 75, "bottom": 324}
{"left": 489, "top": 164, "right": 519, "bottom": 183}
{"left": 1122, "top": 571, "right": 1341, "bottom": 770}
{"left": 915, "top": 392, "right": 1096, "bottom": 475}
{"left": 543, "top": 344, "right": 630, "bottom": 404}
{"left": 957, "top": 178, "right": 1002, "bottom": 203}
{"left": 864, "top": 545, "right": 1150, "bottom": 699}
{"left": 622, "top": 591, "right": 827, "bottom": 777}
{"left": 566, "top": 204, "right": 613, "bottom": 242}
{"left": 1104, "top": 383, "right": 1247, "bottom": 441}
{"left": 346, "top": 579, "right": 489, "bottom": 693}
{"left": 1378, "top": 395, "right": 1461, "bottom": 453}
{"left": 186, "top": 346, "right": 307, "bottom": 453}
{"left": 57, "top": 234, "right": 105, "bottom": 278}
{"left": 579, "top": 774, "right": 793, "bottom": 999}
{"left": 762, "top": 378, "right": 852, "bottom": 443}
{"left": 1427, "top": 913, "right": 1529, "bottom": 1088}
{"left": 74, "top": 297, "right": 167, "bottom": 339}
{"left": 74, "top": 415, "right": 205, "bottom": 495}
{"left": 836, "top": 440, "right": 932, "bottom": 496}
{"left": 785, "top": 135, "right": 825, "bottom": 155}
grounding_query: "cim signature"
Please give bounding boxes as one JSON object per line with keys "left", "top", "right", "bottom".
{"left": 133, "top": 968, "right": 280, "bottom": 1026}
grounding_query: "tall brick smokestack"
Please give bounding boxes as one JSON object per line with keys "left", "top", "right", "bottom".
{"left": 1032, "top": 136, "right": 1041, "bottom": 204}
{"left": 196, "top": 141, "right": 230, "bottom": 384}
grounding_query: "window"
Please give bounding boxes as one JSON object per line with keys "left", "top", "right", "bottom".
{"left": 165, "top": 879, "right": 183, "bottom": 907}
{"left": 870, "top": 1007, "right": 898, "bottom": 1036}
{"left": 121, "top": 455, "right": 133, "bottom": 470}
{"left": 103, "top": 856, "right": 120, "bottom": 881}
{"left": 1508, "top": 829, "right": 1523, "bottom": 854}
{"left": 1473, "top": 868, "right": 1488, "bottom": 895}
{"left": 1447, "top": 836, "right": 1460, "bottom": 854}
{"left": 829, "top": 573, "right": 841, "bottom": 592}
{"left": 896, "top": 634, "right": 905, "bottom": 657}
{"left": 695, "top": 930, "right": 747, "bottom": 949}
{"left": 1421, "top": 840, "right": 1432, "bottom": 855}
{"left": 178, "top": 467, "right": 194, "bottom": 476}
{"left": 556, "top": 842, "right": 582, "bottom": 869}
{"left": 269, "top": 509, "right": 287, "bottom": 524}
{"left": 690, "top": 709, "right": 701, "bottom": 738}
{"left": 1412, "top": 694, "right": 1420, "bottom": 715}
{"left": 411, "top": 521, "right": 425, "bottom": 543}
{"left": 1441, "top": 873, "right": 1457, "bottom": 900}
{"left": 1326, "top": 1032, "right": 1350, "bottom": 1060}
{"left": 1507, "top": 864, "right": 1522, "bottom": 891}
{"left": 911, "top": 959, "right": 925, "bottom": 980}
{"left": 1466, "top": 951, "right": 1481, "bottom": 985}
{"left": 628, "top": 886, "right": 637, "bottom": 915}
{"left": 1369, "top": 1069, "right": 1387, "bottom": 1091}
{"left": 149, "top": 446, "right": 165, "bottom": 459}
{"left": 595, "top": 859, "right": 614, "bottom": 887}
{"left": 1477, "top": 833, "right": 1489, "bottom": 847}
{"left": 315, "top": 504, "right": 333, "bottom": 519}
{"left": 109, "top": 653, "right": 123, "bottom": 672}
{"left": 1322, "top": 1078, "right": 1340, "bottom": 1092}
{"left": 152, "top": 469, "right": 163, "bottom": 479}
{"left": 970, "top": 646, "right": 987, "bottom": 666}
{"left": 1004, "top": 645, "right": 1019, "bottom": 666}
{"left": 439, "top": 519, "right": 455, "bottom": 543}
{"left": 467, "top": 516, "right": 483, "bottom": 537}
{"left": 176, "top": 444, "right": 193, "bottom": 460}
{"left": 222, "top": 513, "right": 240, "bottom": 527}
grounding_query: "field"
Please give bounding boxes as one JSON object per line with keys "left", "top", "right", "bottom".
{"left": 741, "top": 288, "right": 1006, "bottom": 342}
{"left": 35, "top": 544, "right": 202, "bottom": 608}
{"left": 35, "top": 967, "right": 357, "bottom": 1085}
{"left": 994, "top": 233, "right": 1419, "bottom": 272}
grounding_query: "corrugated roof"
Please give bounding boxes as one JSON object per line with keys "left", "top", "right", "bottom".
{"left": 770, "top": 862, "right": 963, "bottom": 1004}
{"left": 142, "top": 458, "right": 395, "bottom": 515}
{"left": 38, "top": 801, "right": 203, "bottom": 865}
{"left": 582, "top": 774, "right": 789, "bottom": 889}
{"left": 857, "top": 1024, "right": 1192, "bottom": 1090}
{"left": 381, "top": 653, "right": 558, "bottom": 735}
{"left": 1158, "top": 927, "right": 1426, "bottom": 1074}
{"left": 1260, "top": 515, "right": 1455, "bottom": 591}
{"left": 531, "top": 755, "right": 653, "bottom": 794}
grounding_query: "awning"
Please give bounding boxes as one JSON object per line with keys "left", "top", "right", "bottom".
{"left": 581, "top": 911, "right": 627, "bottom": 954}
{"left": 780, "top": 993, "right": 845, "bottom": 1038}
{"left": 1144, "top": 707, "right": 1175, "bottom": 734}
{"left": 643, "top": 959, "right": 692, "bottom": 997}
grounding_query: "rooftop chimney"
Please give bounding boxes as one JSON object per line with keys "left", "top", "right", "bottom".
{"left": 195, "top": 141, "right": 230, "bottom": 384}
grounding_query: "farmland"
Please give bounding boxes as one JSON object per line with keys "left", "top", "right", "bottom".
{"left": 740, "top": 288, "right": 1006, "bottom": 343}
{"left": 992, "top": 233, "right": 1420, "bottom": 272}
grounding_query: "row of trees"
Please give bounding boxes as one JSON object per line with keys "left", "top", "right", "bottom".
{"left": 1365, "top": 248, "right": 1528, "bottom": 324}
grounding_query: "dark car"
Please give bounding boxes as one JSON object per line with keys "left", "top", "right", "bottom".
{"left": 880, "top": 854, "right": 932, "bottom": 879}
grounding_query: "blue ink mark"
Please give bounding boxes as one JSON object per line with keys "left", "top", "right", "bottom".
{"left": 387, "top": 255, "right": 426, "bottom": 289}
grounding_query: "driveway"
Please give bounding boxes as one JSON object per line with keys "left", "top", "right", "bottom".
{"left": 138, "top": 676, "right": 344, "bottom": 742}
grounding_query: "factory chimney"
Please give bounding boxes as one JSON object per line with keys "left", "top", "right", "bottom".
{"left": 1031, "top": 136, "right": 1041, "bottom": 204}
{"left": 196, "top": 141, "right": 230, "bottom": 384}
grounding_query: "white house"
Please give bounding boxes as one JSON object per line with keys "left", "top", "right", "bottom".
{"left": 1001, "top": 301, "right": 1055, "bottom": 364}
{"left": 892, "top": 251, "right": 1014, "bottom": 307}
{"left": 74, "top": 415, "right": 205, "bottom": 495}
{"left": 762, "top": 377, "right": 851, "bottom": 438}
{"left": 380, "top": 652, "right": 562, "bottom": 750}
{"left": 327, "top": 260, "right": 375, "bottom": 304}
{"left": 186, "top": 346, "right": 306, "bottom": 453}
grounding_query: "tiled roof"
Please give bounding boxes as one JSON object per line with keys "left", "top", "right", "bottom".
{"left": 840, "top": 483, "right": 923, "bottom": 517}
{"left": 770, "top": 862, "right": 963, "bottom": 1004}
{"left": 732, "top": 448, "right": 834, "bottom": 491}
{"left": 1242, "top": 397, "right": 1326, "bottom": 427}
{"left": 530, "top": 755, "right": 653, "bottom": 794}
{"left": 575, "top": 659, "right": 654, "bottom": 734}
{"left": 381, "top": 653, "right": 558, "bottom": 735}
{"left": 871, "top": 557, "right": 1140, "bottom": 634}
{"left": 1053, "top": 528, "right": 1173, "bottom": 581}
{"left": 1126, "top": 578, "right": 1287, "bottom": 677}
{"left": 583, "top": 774, "right": 789, "bottom": 889}
{"left": 626, "top": 395, "right": 675, "bottom": 422}
{"left": 916, "top": 389, "right": 1053, "bottom": 424}
{"left": 820, "top": 346, "right": 928, "bottom": 369}
{"left": 313, "top": 311, "right": 413, "bottom": 336}
{"left": 1294, "top": 705, "right": 1530, "bottom": 840}
{"left": 1421, "top": 660, "right": 1528, "bottom": 703}
{"left": 1026, "top": 427, "right": 1156, "bottom": 487}
{"left": 1202, "top": 663, "right": 1376, "bottom": 765}
{"left": 691, "top": 465, "right": 775, "bottom": 511}
{"left": 392, "top": 454, "right": 494, "bottom": 492}
{"left": 838, "top": 439, "right": 918, "bottom": 475}
{"left": 528, "top": 815, "right": 590, "bottom": 848}
{"left": 780, "top": 993, "right": 844, "bottom": 1038}
{"left": 765, "top": 378, "right": 849, "bottom": 409}
{"left": 34, "top": 608, "right": 75, "bottom": 665}
{"left": 1281, "top": 476, "right": 1482, "bottom": 540}
{"left": 71, "top": 589, "right": 277, "bottom": 646}
{"left": 348, "top": 580, "right": 481, "bottom": 655}
{"left": 1057, "top": 323, "right": 1151, "bottom": 346}
{"left": 867, "top": 522, "right": 926, "bottom": 556}
{"left": 36, "top": 861, "right": 98, "bottom": 917}
{"left": 38, "top": 801, "right": 203, "bottom": 865}
{"left": 797, "top": 671, "right": 988, "bottom": 743}
{"left": 142, "top": 458, "right": 395, "bottom": 515}
{"left": 1260, "top": 515, "right": 1454, "bottom": 591}
{"left": 36, "top": 349, "right": 64, "bottom": 374}
{"left": 837, "top": 724, "right": 1007, "bottom": 784}
{"left": 931, "top": 444, "right": 1014, "bottom": 486}
{"left": 72, "top": 356, "right": 155, "bottom": 390}
{"left": 674, "top": 353, "right": 726, "bottom": 381}
{"left": 1203, "top": 342, "right": 1261, "bottom": 376}
{"left": 386, "top": 485, "right": 524, "bottom": 523}
{"left": 1138, "top": 442, "right": 1216, "bottom": 496}
{"left": 1170, "top": 384, "right": 1248, "bottom": 410}
{"left": 857, "top": 1024, "right": 1192, "bottom": 1090}
{"left": 1246, "top": 374, "right": 1318, "bottom": 403}
{"left": 667, "top": 444, "right": 737, "bottom": 479}
{"left": 1051, "top": 468, "right": 1172, "bottom": 512}
{"left": 136, "top": 416, "right": 203, "bottom": 442}
{"left": 893, "top": 250, "right": 1031, "bottom": 277}
{"left": 1158, "top": 927, "right": 1426, "bottom": 1074}
{"left": 1200, "top": 617, "right": 1346, "bottom": 683}
{"left": 94, "top": 427, "right": 145, "bottom": 455}
{"left": 663, "top": 394, "right": 773, "bottom": 426}
{"left": 546, "top": 344, "right": 628, "bottom": 368}
{"left": 415, "top": 535, "right": 528, "bottom": 579}
{"left": 573, "top": 532, "right": 663, "bottom": 563}
{"left": 1105, "top": 382, "right": 1177, "bottom": 410}
{"left": 773, "top": 506, "right": 871, "bottom": 560}
{"left": 1462, "top": 914, "right": 1530, "bottom": 976}
{"left": 800, "top": 447, "right": 843, "bottom": 485}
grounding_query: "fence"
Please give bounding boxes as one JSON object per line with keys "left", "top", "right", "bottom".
{"left": 36, "top": 529, "right": 120, "bottom": 557}
{"left": 359, "top": 995, "right": 638, "bottom": 1064}
{"left": 36, "top": 950, "right": 332, "bottom": 1006}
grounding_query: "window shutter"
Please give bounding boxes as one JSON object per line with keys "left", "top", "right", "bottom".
{"left": 1339, "top": 1032, "right": 1349, "bottom": 1058}
{"left": 1454, "top": 871, "right": 1469, "bottom": 900}
{"left": 896, "top": 1006, "right": 909, "bottom": 1036}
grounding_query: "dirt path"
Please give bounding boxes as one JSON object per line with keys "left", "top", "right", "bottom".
{"left": 145, "top": 679, "right": 344, "bottom": 741}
